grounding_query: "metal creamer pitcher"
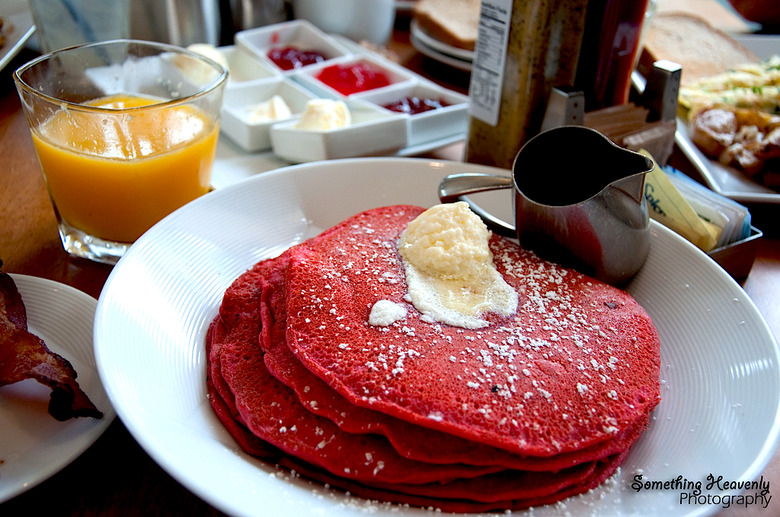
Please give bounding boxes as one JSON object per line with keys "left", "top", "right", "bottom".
{"left": 440, "top": 126, "right": 655, "bottom": 285}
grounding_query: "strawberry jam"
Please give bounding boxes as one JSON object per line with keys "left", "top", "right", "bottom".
{"left": 315, "top": 62, "right": 392, "bottom": 95}
{"left": 267, "top": 47, "right": 326, "bottom": 70}
{"left": 383, "top": 96, "right": 451, "bottom": 114}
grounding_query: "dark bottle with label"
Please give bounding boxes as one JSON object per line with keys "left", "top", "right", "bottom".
{"left": 465, "top": 0, "right": 590, "bottom": 170}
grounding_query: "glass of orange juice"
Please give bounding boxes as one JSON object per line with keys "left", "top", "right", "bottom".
{"left": 14, "top": 39, "right": 228, "bottom": 264}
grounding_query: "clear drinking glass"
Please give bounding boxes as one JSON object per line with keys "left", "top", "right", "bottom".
{"left": 14, "top": 40, "right": 228, "bottom": 264}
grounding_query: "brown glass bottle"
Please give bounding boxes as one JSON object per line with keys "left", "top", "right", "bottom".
{"left": 465, "top": 0, "right": 590, "bottom": 170}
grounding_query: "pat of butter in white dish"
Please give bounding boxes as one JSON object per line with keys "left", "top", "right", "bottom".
{"left": 246, "top": 95, "right": 293, "bottom": 123}
{"left": 295, "top": 99, "right": 351, "bottom": 130}
{"left": 397, "top": 202, "right": 518, "bottom": 329}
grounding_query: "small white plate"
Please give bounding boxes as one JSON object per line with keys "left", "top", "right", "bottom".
{"left": 222, "top": 22, "right": 468, "bottom": 158}
{"left": 96, "top": 158, "right": 780, "bottom": 517}
{"left": 0, "top": 275, "right": 114, "bottom": 503}
{"left": 409, "top": 19, "right": 474, "bottom": 63}
{"left": 675, "top": 120, "right": 779, "bottom": 204}
{"left": 410, "top": 27, "right": 473, "bottom": 72}
{"left": 0, "top": 6, "right": 36, "bottom": 71}
{"left": 672, "top": 36, "right": 780, "bottom": 205}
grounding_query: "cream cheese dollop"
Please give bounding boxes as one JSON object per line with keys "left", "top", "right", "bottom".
{"left": 295, "top": 99, "right": 351, "bottom": 130}
{"left": 398, "top": 202, "right": 518, "bottom": 328}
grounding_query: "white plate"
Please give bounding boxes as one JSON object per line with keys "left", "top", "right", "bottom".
{"left": 95, "top": 158, "right": 780, "bottom": 517}
{"left": 0, "top": 275, "right": 114, "bottom": 503}
{"left": 0, "top": 4, "right": 35, "bottom": 71}
{"left": 672, "top": 35, "right": 780, "bottom": 205}
{"left": 410, "top": 19, "right": 474, "bottom": 63}
{"left": 410, "top": 23, "right": 472, "bottom": 72}
{"left": 675, "top": 120, "right": 780, "bottom": 205}
{"left": 733, "top": 35, "right": 779, "bottom": 62}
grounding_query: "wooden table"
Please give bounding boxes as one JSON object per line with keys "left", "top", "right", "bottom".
{"left": 1, "top": 20, "right": 779, "bottom": 517}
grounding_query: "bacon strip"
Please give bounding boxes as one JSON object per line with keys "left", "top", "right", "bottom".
{"left": 0, "top": 266, "right": 102, "bottom": 421}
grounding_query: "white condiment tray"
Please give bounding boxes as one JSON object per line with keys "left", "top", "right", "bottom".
{"left": 217, "top": 19, "right": 470, "bottom": 161}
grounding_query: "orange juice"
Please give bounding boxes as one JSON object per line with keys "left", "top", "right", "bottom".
{"left": 31, "top": 94, "right": 219, "bottom": 243}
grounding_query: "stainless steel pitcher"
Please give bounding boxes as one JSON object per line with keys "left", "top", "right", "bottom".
{"left": 440, "top": 126, "right": 655, "bottom": 285}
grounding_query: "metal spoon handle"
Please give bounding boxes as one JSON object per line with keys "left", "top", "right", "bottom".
{"left": 438, "top": 173, "right": 516, "bottom": 237}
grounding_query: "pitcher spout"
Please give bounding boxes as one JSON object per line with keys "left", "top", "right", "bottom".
{"left": 611, "top": 166, "right": 653, "bottom": 204}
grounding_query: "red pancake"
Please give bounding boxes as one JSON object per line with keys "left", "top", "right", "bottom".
{"left": 206, "top": 278, "right": 638, "bottom": 507}
{"left": 220, "top": 327, "right": 508, "bottom": 486}
{"left": 210, "top": 255, "right": 512, "bottom": 486}
{"left": 207, "top": 348, "right": 635, "bottom": 513}
{"left": 279, "top": 449, "right": 629, "bottom": 513}
{"left": 208, "top": 355, "right": 632, "bottom": 513}
{"left": 257, "top": 249, "right": 648, "bottom": 470}
{"left": 283, "top": 206, "right": 660, "bottom": 457}
{"left": 205, "top": 204, "right": 661, "bottom": 511}
{"left": 219, "top": 335, "right": 615, "bottom": 501}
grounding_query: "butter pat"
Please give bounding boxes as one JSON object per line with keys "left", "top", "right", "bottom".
{"left": 296, "top": 99, "right": 351, "bottom": 130}
{"left": 246, "top": 95, "right": 292, "bottom": 123}
{"left": 398, "top": 202, "right": 518, "bottom": 329}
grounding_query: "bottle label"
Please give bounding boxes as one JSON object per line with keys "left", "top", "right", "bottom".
{"left": 468, "top": 0, "right": 513, "bottom": 126}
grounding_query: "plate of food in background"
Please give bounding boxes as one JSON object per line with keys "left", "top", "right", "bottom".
{"left": 641, "top": 12, "right": 780, "bottom": 204}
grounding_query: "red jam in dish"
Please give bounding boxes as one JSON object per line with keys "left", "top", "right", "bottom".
{"left": 315, "top": 62, "right": 392, "bottom": 95}
{"left": 383, "top": 96, "right": 451, "bottom": 115}
{"left": 267, "top": 47, "right": 326, "bottom": 70}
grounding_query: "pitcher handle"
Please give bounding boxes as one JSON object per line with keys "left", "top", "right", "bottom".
{"left": 438, "top": 173, "right": 516, "bottom": 238}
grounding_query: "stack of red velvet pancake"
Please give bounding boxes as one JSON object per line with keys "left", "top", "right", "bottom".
{"left": 206, "top": 205, "right": 661, "bottom": 512}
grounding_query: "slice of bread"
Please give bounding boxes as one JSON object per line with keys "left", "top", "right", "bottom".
{"left": 413, "top": 0, "right": 480, "bottom": 51}
{"left": 639, "top": 12, "right": 758, "bottom": 86}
